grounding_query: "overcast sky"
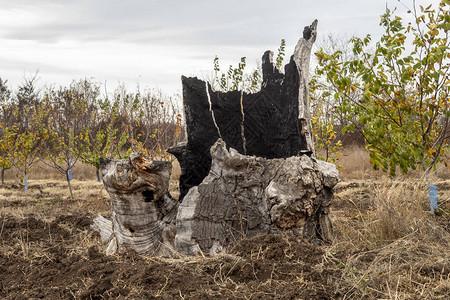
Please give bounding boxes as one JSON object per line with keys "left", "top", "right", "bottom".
{"left": 0, "top": 0, "right": 443, "bottom": 95}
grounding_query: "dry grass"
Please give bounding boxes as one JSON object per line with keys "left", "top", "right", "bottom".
{"left": 336, "top": 146, "right": 450, "bottom": 180}
{"left": 0, "top": 179, "right": 110, "bottom": 221}
{"left": 334, "top": 179, "right": 441, "bottom": 249}
{"left": 0, "top": 179, "right": 110, "bottom": 263}
{"left": 329, "top": 177, "right": 450, "bottom": 299}
{"left": 333, "top": 146, "right": 378, "bottom": 179}
{"left": 2, "top": 161, "right": 98, "bottom": 181}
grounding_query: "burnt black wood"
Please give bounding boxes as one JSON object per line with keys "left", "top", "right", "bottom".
{"left": 169, "top": 52, "right": 309, "bottom": 200}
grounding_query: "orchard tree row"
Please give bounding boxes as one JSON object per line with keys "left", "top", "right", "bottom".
{"left": 0, "top": 76, "right": 183, "bottom": 198}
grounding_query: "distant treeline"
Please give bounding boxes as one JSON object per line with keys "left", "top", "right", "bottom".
{"left": 0, "top": 75, "right": 184, "bottom": 195}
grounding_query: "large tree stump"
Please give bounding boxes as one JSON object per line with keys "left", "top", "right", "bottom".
{"left": 93, "top": 21, "right": 340, "bottom": 257}
{"left": 93, "top": 153, "right": 178, "bottom": 255}
{"left": 175, "top": 139, "right": 338, "bottom": 255}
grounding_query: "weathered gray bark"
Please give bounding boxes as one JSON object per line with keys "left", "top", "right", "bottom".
{"left": 175, "top": 139, "right": 338, "bottom": 255}
{"left": 93, "top": 153, "right": 178, "bottom": 255}
{"left": 294, "top": 19, "right": 318, "bottom": 156}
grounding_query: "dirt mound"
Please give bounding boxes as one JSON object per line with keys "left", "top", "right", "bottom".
{"left": 54, "top": 214, "right": 93, "bottom": 230}
{"left": 1, "top": 199, "right": 27, "bottom": 207}
{"left": 231, "top": 234, "right": 323, "bottom": 262}
{"left": 77, "top": 235, "right": 340, "bottom": 299}
{"left": 1, "top": 216, "right": 71, "bottom": 243}
{"left": 0, "top": 215, "right": 341, "bottom": 299}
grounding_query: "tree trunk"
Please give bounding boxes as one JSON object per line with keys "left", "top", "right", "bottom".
{"left": 66, "top": 170, "right": 74, "bottom": 200}
{"left": 24, "top": 171, "right": 28, "bottom": 192}
{"left": 175, "top": 139, "right": 338, "bottom": 255}
{"left": 96, "top": 167, "right": 101, "bottom": 182}
{"left": 95, "top": 153, "right": 178, "bottom": 255}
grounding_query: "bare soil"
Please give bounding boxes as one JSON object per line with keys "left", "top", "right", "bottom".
{"left": 0, "top": 177, "right": 449, "bottom": 299}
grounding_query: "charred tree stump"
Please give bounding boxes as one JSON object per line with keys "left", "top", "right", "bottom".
{"left": 93, "top": 21, "right": 339, "bottom": 256}
{"left": 92, "top": 153, "right": 178, "bottom": 255}
{"left": 175, "top": 139, "right": 338, "bottom": 255}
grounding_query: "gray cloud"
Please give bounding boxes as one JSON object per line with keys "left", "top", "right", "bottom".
{"left": 0, "top": 0, "right": 442, "bottom": 94}
{"left": 1, "top": 0, "right": 385, "bottom": 45}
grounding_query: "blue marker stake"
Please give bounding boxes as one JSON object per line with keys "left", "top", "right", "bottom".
{"left": 428, "top": 184, "right": 438, "bottom": 214}
{"left": 68, "top": 160, "right": 72, "bottom": 181}
{"left": 24, "top": 177, "right": 28, "bottom": 192}
{"left": 96, "top": 171, "right": 101, "bottom": 182}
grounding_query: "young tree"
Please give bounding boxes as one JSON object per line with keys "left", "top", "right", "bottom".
{"left": 137, "top": 89, "right": 184, "bottom": 159}
{"left": 0, "top": 78, "right": 15, "bottom": 184}
{"left": 13, "top": 105, "right": 49, "bottom": 189}
{"left": 0, "top": 127, "right": 17, "bottom": 184}
{"left": 109, "top": 85, "right": 183, "bottom": 160}
{"left": 212, "top": 56, "right": 261, "bottom": 92}
{"left": 316, "top": 1, "right": 449, "bottom": 175}
{"left": 79, "top": 91, "right": 129, "bottom": 181}
{"left": 43, "top": 86, "right": 89, "bottom": 199}
{"left": 309, "top": 76, "right": 343, "bottom": 163}
{"left": 309, "top": 34, "right": 363, "bottom": 163}
{"left": 12, "top": 76, "right": 49, "bottom": 189}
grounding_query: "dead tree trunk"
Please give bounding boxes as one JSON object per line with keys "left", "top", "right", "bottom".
{"left": 175, "top": 139, "right": 338, "bottom": 255}
{"left": 294, "top": 19, "right": 318, "bottom": 156}
{"left": 92, "top": 153, "right": 178, "bottom": 255}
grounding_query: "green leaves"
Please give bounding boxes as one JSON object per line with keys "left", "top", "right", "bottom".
{"left": 315, "top": 0, "right": 449, "bottom": 176}
{"left": 0, "top": 126, "right": 17, "bottom": 171}
{"left": 276, "top": 39, "right": 286, "bottom": 70}
{"left": 211, "top": 39, "right": 287, "bottom": 93}
{"left": 309, "top": 74, "right": 344, "bottom": 163}
{"left": 212, "top": 56, "right": 258, "bottom": 92}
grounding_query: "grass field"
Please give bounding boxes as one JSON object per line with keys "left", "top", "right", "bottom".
{"left": 0, "top": 152, "right": 449, "bottom": 299}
